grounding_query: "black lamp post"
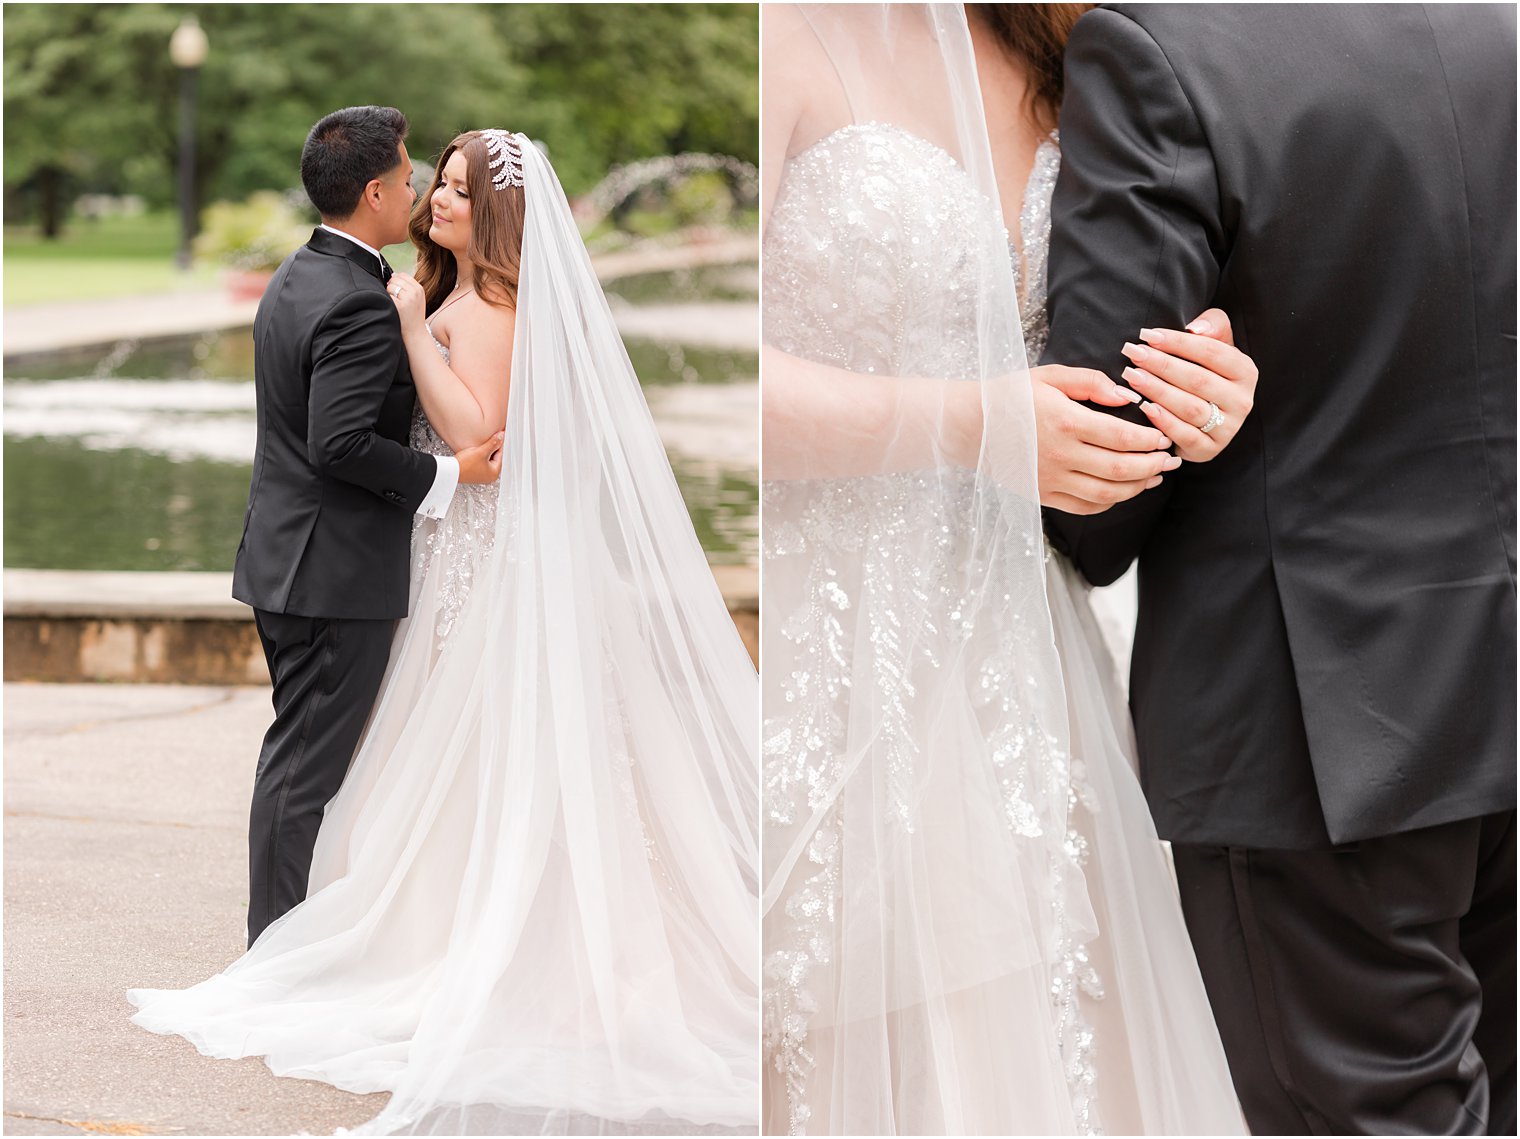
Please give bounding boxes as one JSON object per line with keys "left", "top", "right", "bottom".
{"left": 169, "top": 17, "right": 208, "bottom": 270}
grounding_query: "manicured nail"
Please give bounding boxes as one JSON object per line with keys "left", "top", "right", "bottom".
{"left": 1162, "top": 455, "right": 1182, "bottom": 471}
{"left": 1145, "top": 476, "right": 1163, "bottom": 489}
{"left": 1115, "top": 384, "right": 1143, "bottom": 404}
{"left": 1186, "top": 317, "right": 1212, "bottom": 335}
{"left": 1138, "top": 327, "right": 1165, "bottom": 346}
{"left": 1121, "top": 341, "right": 1147, "bottom": 361}
{"left": 1122, "top": 366, "right": 1150, "bottom": 386}
{"left": 1141, "top": 401, "right": 1161, "bottom": 416}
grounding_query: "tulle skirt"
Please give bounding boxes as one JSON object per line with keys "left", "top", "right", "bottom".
{"left": 760, "top": 547, "right": 1244, "bottom": 1135}
{"left": 129, "top": 490, "right": 760, "bottom": 1136}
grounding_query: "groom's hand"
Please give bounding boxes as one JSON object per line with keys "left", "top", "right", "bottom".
{"left": 456, "top": 431, "right": 505, "bottom": 484}
{"left": 1032, "top": 365, "right": 1179, "bottom": 515}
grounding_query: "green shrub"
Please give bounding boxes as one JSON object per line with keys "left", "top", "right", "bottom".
{"left": 193, "top": 192, "right": 310, "bottom": 272}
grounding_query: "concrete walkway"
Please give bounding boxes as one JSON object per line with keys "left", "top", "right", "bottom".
{"left": 4, "top": 683, "right": 388, "bottom": 1135}
{"left": 605, "top": 297, "right": 756, "bottom": 352}
{"left": 2, "top": 235, "right": 757, "bottom": 361}
{"left": 2, "top": 291, "right": 263, "bottom": 361}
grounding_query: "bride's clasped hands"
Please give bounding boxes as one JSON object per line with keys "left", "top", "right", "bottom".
{"left": 1030, "top": 306, "right": 1257, "bottom": 514}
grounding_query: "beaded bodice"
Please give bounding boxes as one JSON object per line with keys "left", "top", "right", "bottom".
{"left": 763, "top": 123, "right": 1001, "bottom": 383}
{"left": 763, "top": 123, "right": 1058, "bottom": 381}
{"left": 760, "top": 124, "right": 1061, "bottom": 567}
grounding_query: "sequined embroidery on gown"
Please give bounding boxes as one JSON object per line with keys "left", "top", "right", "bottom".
{"left": 761, "top": 124, "right": 1243, "bottom": 1135}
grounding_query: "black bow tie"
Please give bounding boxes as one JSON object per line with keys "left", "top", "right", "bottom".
{"left": 380, "top": 257, "right": 394, "bottom": 284}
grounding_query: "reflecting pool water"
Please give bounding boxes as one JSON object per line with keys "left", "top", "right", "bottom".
{"left": 5, "top": 272, "right": 757, "bottom": 571}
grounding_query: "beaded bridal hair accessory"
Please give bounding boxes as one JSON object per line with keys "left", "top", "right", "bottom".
{"left": 481, "top": 129, "right": 525, "bottom": 190}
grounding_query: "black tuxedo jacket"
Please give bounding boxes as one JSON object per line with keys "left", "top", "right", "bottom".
{"left": 232, "top": 228, "right": 437, "bottom": 620}
{"left": 1042, "top": 4, "right": 1516, "bottom": 848}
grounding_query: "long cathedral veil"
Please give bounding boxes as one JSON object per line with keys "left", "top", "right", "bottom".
{"left": 761, "top": 5, "right": 1241, "bottom": 1134}
{"left": 761, "top": 5, "right": 1089, "bottom": 1133}
{"left": 332, "top": 134, "right": 762, "bottom": 1135}
{"left": 129, "top": 134, "right": 760, "bottom": 1135}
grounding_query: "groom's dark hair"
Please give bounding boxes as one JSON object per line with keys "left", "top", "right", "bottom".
{"left": 300, "top": 106, "right": 409, "bottom": 220}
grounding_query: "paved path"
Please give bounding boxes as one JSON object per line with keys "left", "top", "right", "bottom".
{"left": 605, "top": 297, "right": 756, "bottom": 352}
{"left": 2, "top": 291, "right": 264, "bottom": 361}
{"left": 4, "top": 683, "right": 387, "bottom": 1135}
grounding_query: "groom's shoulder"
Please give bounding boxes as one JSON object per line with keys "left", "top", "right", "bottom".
{"left": 1067, "top": 5, "right": 1234, "bottom": 69}
{"left": 258, "top": 240, "right": 389, "bottom": 334}
{"left": 1093, "top": 4, "right": 1280, "bottom": 42}
{"left": 1063, "top": 6, "right": 1224, "bottom": 82}
{"left": 1097, "top": 3, "right": 1434, "bottom": 50}
{"left": 1091, "top": 4, "right": 1210, "bottom": 31}
{"left": 1089, "top": 4, "right": 1512, "bottom": 89}
{"left": 1080, "top": 4, "right": 1422, "bottom": 94}
{"left": 277, "top": 236, "right": 386, "bottom": 301}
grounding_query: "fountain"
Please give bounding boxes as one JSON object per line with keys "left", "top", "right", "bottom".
{"left": 578, "top": 152, "right": 758, "bottom": 231}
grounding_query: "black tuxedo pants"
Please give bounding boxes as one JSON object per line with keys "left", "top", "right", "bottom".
{"left": 1174, "top": 813, "right": 1515, "bottom": 1136}
{"left": 247, "top": 609, "right": 395, "bottom": 948}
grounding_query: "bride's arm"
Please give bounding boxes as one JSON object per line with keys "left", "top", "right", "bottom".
{"left": 756, "top": 46, "right": 988, "bottom": 484}
{"left": 759, "top": 6, "right": 1173, "bottom": 498}
{"left": 390, "top": 276, "right": 514, "bottom": 454}
{"left": 765, "top": 346, "right": 1179, "bottom": 500}
{"left": 757, "top": 10, "right": 977, "bottom": 481}
{"left": 762, "top": 347, "right": 982, "bottom": 478}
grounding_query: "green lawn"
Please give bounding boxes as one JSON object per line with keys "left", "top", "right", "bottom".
{"left": 3, "top": 207, "right": 747, "bottom": 307}
{"left": 3, "top": 211, "right": 423, "bottom": 306}
{"left": 4, "top": 212, "right": 221, "bottom": 305}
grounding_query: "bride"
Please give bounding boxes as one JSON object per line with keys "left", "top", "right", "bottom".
{"left": 129, "top": 130, "right": 759, "bottom": 1136}
{"left": 761, "top": 5, "right": 1253, "bottom": 1133}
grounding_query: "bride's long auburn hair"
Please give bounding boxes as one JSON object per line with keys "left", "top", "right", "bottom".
{"left": 408, "top": 130, "right": 526, "bottom": 312}
{"left": 969, "top": 4, "right": 1093, "bottom": 132}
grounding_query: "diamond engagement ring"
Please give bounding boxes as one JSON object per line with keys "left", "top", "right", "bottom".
{"left": 1199, "top": 401, "right": 1225, "bottom": 435}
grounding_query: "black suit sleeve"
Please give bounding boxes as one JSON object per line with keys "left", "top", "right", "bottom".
{"left": 1040, "top": 7, "right": 1227, "bottom": 586}
{"left": 307, "top": 289, "right": 437, "bottom": 509}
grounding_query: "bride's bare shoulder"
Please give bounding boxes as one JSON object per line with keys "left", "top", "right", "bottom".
{"left": 450, "top": 293, "right": 516, "bottom": 346}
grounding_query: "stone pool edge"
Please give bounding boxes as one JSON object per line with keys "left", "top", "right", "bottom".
{"left": 3, "top": 567, "right": 759, "bottom": 684}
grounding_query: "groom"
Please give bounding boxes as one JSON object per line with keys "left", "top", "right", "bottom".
{"left": 232, "top": 106, "right": 502, "bottom": 948}
{"left": 1039, "top": 6, "right": 1515, "bottom": 1135}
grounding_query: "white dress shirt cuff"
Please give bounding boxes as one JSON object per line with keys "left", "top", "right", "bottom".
{"left": 417, "top": 456, "right": 459, "bottom": 519}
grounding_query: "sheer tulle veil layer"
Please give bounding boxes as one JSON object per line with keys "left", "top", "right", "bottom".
{"left": 128, "top": 136, "right": 760, "bottom": 1135}
{"left": 760, "top": 5, "right": 1242, "bottom": 1133}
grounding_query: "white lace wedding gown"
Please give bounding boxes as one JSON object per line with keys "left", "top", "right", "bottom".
{"left": 128, "top": 316, "right": 760, "bottom": 1135}
{"left": 761, "top": 123, "right": 1244, "bottom": 1135}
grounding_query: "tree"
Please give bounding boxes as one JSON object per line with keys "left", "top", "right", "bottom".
{"left": 3, "top": 4, "right": 154, "bottom": 235}
{"left": 3, "top": 3, "right": 758, "bottom": 236}
{"left": 484, "top": 4, "right": 759, "bottom": 192}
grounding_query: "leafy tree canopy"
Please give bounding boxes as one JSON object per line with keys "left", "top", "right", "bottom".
{"left": 3, "top": 3, "right": 757, "bottom": 230}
